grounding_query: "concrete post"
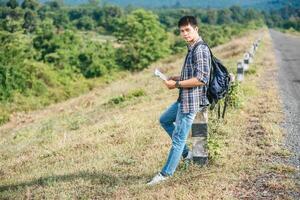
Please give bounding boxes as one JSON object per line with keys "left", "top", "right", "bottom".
{"left": 191, "top": 108, "right": 208, "bottom": 166}
{"left": 249, "top": 50, "right": 253, "bottom": 63}
{"left": 243, "top": 52, "right": 250, "bottom": 71}
{"left": 253, "top": 43, "right": 257, "bottom": 52}
{"left": 237, "top": 61, "right": 244, "bottom": 82}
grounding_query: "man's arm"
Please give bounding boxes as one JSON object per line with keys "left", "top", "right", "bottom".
{"left": 178, "top": 78, "right": 205, "bottom": 88}
{"left": 192, "top": 44, "right": 210, "bottom": 85}
{"left": 164, "top": 78, "right": 204, "bottom": 89}
{"left": 165, "top": 44, "right": 210, "bottom": 90}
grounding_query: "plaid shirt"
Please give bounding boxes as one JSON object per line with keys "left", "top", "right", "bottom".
{"left": 178, "top": 38, "right": 211, "bottom": 113}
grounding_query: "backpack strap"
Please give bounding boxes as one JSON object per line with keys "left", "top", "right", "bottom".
{"left": 191, "top": 40, "right": 214, "bottom": 84}
{"left": 191, "top": 40, "right": 217, "bottom": 108}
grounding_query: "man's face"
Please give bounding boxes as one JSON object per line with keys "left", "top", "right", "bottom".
{"left": 179, "top": 24, "right": 198, "bottom": 43}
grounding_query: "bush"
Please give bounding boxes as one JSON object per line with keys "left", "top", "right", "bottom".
{"left": 227, "top": 83, "right": 244, "bottom": 109}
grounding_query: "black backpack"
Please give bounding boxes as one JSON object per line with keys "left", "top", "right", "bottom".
{"left": 192, "top": 41, "right": 231, "bottom": 118}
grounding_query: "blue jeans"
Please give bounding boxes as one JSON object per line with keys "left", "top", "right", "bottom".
{"left": 159, "top": 102, "right": 196, "bottom": 176}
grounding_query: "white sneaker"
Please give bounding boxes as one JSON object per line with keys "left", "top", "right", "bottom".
{"left": 146, "top": 173, "right": 168, "bottom": 186}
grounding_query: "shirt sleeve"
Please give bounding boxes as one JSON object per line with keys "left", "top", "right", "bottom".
{"left": 192, "top": 45, "right": 210, "bottom": 85}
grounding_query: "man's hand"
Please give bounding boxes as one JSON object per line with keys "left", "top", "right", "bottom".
{"left": 168, "top": 76, "right": 180, "bottom": 81}
{"left": 164, "top": 80, "right": 176, "bottom": 90}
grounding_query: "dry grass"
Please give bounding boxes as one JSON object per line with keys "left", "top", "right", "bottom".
{"left": 0, "top": 29, "right": 298, "bottom": 199}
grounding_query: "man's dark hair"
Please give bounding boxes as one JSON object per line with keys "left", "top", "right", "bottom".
{"left": 178, "top": 16, "right": 198, "bottom": 28}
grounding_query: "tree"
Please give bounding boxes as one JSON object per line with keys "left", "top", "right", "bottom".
{"left": 6, "top": 0, "right": 18, "bottom": 9}
{"left": 244, "top": 8, "right": 258, "bottom": 22}
{"left": 68, "top": 8, "right": 87, "bottom": 20}
{"left": 21, "top": 0, "right": 39, "bottom": 10}
{"left": 22, "top": 10, "right": 37, "bottom": 33}
{"left": 229, "top": 5, "right": 243, "bottom": 23}
{"left": 217, "top": 9, "right": 232, "bottom": 24}
{"left": 46, "top": 0, "right": 61, "bottom": 10}
{"left": 76, "top": 41, "right": 117, "bottom": 78}
{"left": 2, "top": 15, "right": 22, "bottom": 32}
{"left": 53, "top": 10, "right": 70, "bottom": 29}
{"left": 88, "top": 0, "right": 101, "bottom": 7}
{"left": 33, "top": 19, "right": 56, "bottom": 60}
{"left": 100, "top": 5, "right": 123, "bottom": 32}
{"left": 115, "top": 9, "right": 170, "bottom": 70}
{"left": 205, "top": 9, "right": 218, "bottom": 24}
{"left": 75, "top": 15, "right": 95, "bottom": 30}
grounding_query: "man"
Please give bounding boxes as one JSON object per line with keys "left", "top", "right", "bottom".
{"left": 147, "top": 16, "right": 211, "bottom": 186}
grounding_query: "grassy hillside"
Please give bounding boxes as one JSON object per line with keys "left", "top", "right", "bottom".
{"left": 0, "top": 29, "right": 299, "bottom": 199}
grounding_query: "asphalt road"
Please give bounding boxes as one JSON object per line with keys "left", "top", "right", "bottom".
{"left": 270, "top": 29, "right": 300, "bottom": 169}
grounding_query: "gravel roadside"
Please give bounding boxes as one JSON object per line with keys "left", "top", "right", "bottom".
{"left": 270, "top": 29, "right": 300, "bottom": 172}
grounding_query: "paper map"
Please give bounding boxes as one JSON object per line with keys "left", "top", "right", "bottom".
{"left": 154, "top": 68, "right": 168, "bottom": 81}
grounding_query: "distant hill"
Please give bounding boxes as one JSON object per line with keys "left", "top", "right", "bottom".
{"left": 44, "top": 0, "right": 300, "bottom": 10}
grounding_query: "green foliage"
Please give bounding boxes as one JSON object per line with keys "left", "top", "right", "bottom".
{"left": 23, "top": 10, "right": 37, "bottom": 33}
{"left": 229, "top": 6, "right": 244, "bottom": 23}
{"left": 207, "top": 135, "right": 221, "bottom": 162}
{"left": 115, "top": 9, "right": 171, "bottom": 70}
{"left": 99, "top": 5, "right": 123, "bottom": 33}
{"left": 32, "top": 19, "right": 57, "bottom": 60}
{"left": 170, "top": 37, "right": 186, "bottom": 54}
{"left": 129, "top": 89, "right": 146, "bottom": 98}
{"left": 106, "top": 89, "right": 147, "bottom": 106}
{"left": 6, "top": 0, "right": 18, "bottom": 9}
{"left": 205, "top": 10, "right": 218, "bottom": 24}
{"left": 207, "top": 117, "right": 222, "bottom": 162}
{"left": 263, "top": 5, "right": 300, "bottom": 31}
{"left": 245, "top": 67, "right": 257, "bottom": 75}
{"left": 227, "top": 83, "right": 244, "bottom": 109}
{"left": 155, "top": 7, "right": 263, "bottom": 28}
{"left": 45, "top": 0, "right": 62, "bottom": 10}
{"left": 78, "top": 0, "right": 299, "bottom": 10}
{"left": 1, "top": 16, "right": 22, "bottom": 32}
{"left": 0, "top": 28, "right": 97, "bottom": 124}
{"left": 74, "top": 15, "right": 95, "bottom": 30}
{"left": 0, "top": 31, "right": 34, "bottom": 100}
{"left": 76, "top": 41, "right": 117, "bottom": 78}
{"left": 282, "top": 18, "right": 300, "bottom": 31}
{"left": 0, "top": 106, "right": 10, "bottom": 124}
{"left": 21, "top": 0, "right": 39, "bottom": 10}
{"left": 200, "top": 22, "right": 261, "bottom": 47}
{"left": 217, "top": 9, "right": 233, "bottom": 24}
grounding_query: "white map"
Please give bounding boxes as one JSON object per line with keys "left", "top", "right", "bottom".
{"left": 154, "top": 68, "right": 168, "bottom": 81}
